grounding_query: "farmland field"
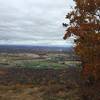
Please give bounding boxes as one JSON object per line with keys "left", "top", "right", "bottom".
{"left": 0, "top": 51, "right": 81, "bottom": 69}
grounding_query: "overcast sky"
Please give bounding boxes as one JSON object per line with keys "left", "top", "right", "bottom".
{"left": 0, "top": 0, "right": 74, "bottom": 46}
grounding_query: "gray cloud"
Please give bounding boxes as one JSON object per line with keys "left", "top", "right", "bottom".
{"left": 0, "top": 0, "right": 74, "bottom": 46}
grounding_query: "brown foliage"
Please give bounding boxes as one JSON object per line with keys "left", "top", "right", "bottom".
{"left": 64, "top": 0, "right": 100, "bottom": 80}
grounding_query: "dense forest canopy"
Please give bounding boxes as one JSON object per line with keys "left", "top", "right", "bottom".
{"left": 64, "top": 0, "right": 100, "bottom": 80}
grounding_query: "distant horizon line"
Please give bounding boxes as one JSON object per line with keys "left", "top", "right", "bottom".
{"left": 0, "top": 44, "right": 73, "bottom": 48}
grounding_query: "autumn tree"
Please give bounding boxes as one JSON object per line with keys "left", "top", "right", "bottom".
{"left": 63, "top": 0, "right": 100, "bottom": 80}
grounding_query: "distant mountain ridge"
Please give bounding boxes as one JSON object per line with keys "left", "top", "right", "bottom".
{"left": 0, "top": 45, "right": 74, "bottom": 53}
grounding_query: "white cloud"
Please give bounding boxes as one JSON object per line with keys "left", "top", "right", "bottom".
{"left": 0, "top": 0, "right": 74, "bottom": 46}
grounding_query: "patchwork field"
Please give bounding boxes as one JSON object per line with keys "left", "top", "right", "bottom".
{"left": 0, "top": 52, "right": 81, "bottom": 69}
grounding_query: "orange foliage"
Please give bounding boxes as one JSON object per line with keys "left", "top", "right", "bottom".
{"left": 64, "top": 0, "right": 100, "bottom": 80}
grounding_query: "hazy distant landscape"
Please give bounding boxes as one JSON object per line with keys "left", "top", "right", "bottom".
{"left": 0, "top": 45, "right": 73, "bottom": 53}
{"left": 0, "top": 45, "right": 80, "bottom": 69}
